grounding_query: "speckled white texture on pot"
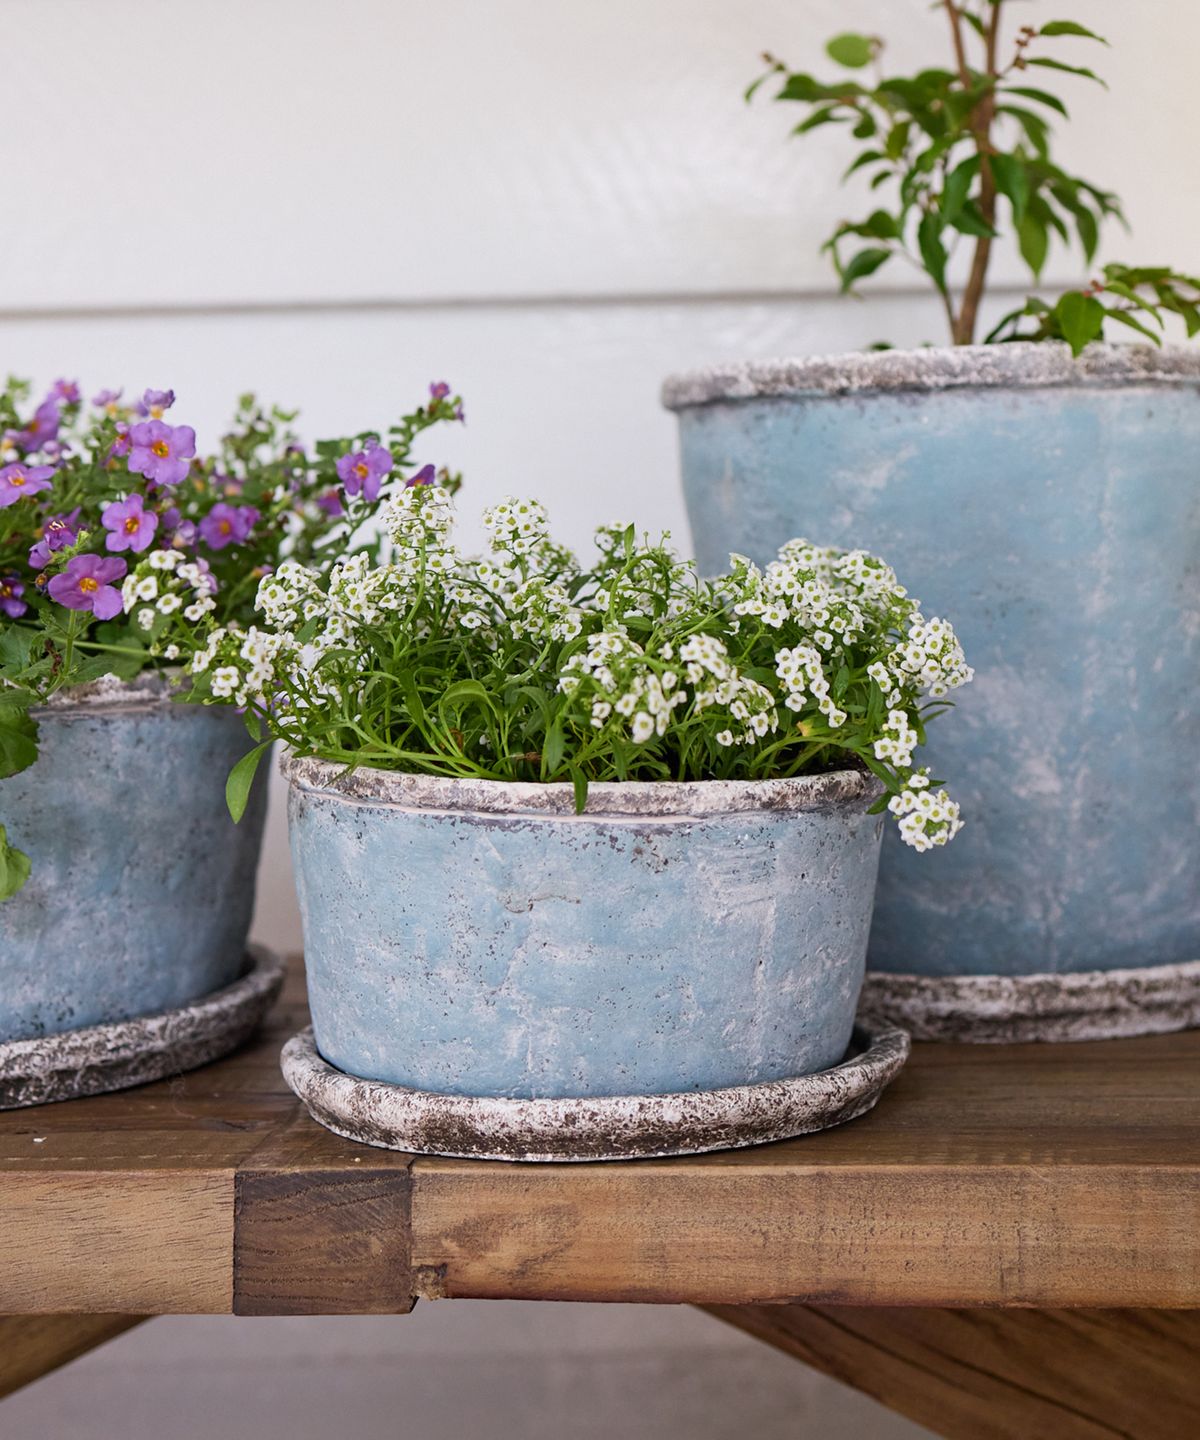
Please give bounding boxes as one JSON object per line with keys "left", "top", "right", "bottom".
{"left": 281, "top": 1019, "right": 910, "bottom": 1161}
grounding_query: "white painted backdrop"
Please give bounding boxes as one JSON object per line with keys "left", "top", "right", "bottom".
{"left": 4, "top": 3, "right": 1195, "bottom": 1437}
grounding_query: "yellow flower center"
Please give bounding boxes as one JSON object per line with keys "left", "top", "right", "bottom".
{"left": 150, "top": 406, "right": 165, "bottom": 419}
{"left": 79, "top": 576, "right": 98, "bottom": 594}
{"left": 151, "top": 440, "right": 170, "bottom": 458}
{"left": 354, "top": 462, "right": 369, "bottom": 480}
{"left": 124, "top": 516, "right": 141, "bottom": 534}
{"left": 10, "top": 473, "right": 25, "bottom": 487}
{"left": 219, "top": 520, "right": 232, "bottom": 535}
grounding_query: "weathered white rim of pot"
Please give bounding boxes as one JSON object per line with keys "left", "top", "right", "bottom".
{"left": 858, "top": 958, "right": 1200, "bottom": 1044}
{"left": 281, "top": 1020, "right": 910, "bottom": 1162}
{"left": 0, "top": 945, "right": 285, "bottom": 1109}
{"left": 35, "top": 670, "right": 183, "bottom": 715}
{"left": 282, "top": 751, "right": 883, "bottom": 819}
{"left": 661, "top": 341, "right": 1200, "bottom": 411}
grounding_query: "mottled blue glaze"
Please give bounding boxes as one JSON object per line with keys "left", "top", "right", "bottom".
{"left": 0, "top": 679, "right": 268, "bottom": 1042}
{"left": 666, "top": 345, "right": 1200, "bottom": 978}
{"left": 288, "top": 761, "right": 884, "bottom": 1100}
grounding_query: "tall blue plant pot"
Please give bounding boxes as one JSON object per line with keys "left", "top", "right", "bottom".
{"left": 0, "top": 675, "right": 269, "bottom": 1044}
{"left": 286, "top": 756, "right": 884, "bottom": 1102}
{"left": 663, "top": 343, "right": 1200, "bottom": 1041}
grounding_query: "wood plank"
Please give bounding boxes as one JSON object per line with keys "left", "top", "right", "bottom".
{"left": 0, "top": 1173, "right": 232, "bottom": 1314}
{"left": 233, "top": 1112, "right": 416, "bottom": 1316}
{"left": 705, "top": 1305, "right": 1200, "bottom": 1440}
{"left": 0, "top": 1314, "right": 147, "bottom": 1399}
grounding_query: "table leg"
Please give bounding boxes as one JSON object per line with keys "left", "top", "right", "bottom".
{"left": 0, "top": 1315, "right": 147, "bottom": 1399}
{"left": 703, "top": 1305, "right": 1200, "bottom": 1440}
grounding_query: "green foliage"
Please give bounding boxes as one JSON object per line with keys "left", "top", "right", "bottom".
{"left": 750, "top": 4, "right": 1195, "bottom": 349}
{"left": 986, "top": 264, "right": 1200, "bottom": 353}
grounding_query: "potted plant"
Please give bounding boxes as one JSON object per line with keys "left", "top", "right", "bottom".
{"left": 662, "top": 4, "right": 1200, "bottom": 1041}
{"left": 174, "top": 479, "right": 970, "bottom": 1158}
{"left": 0, "top": 377, "right": 463, "bottom": 1093}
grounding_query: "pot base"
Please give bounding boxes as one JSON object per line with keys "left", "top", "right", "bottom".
{"left": 280, "top": 1021, "right": 911, "bottom": 1162}
{"left": 858, "top": 959, "right": 1200, "bottom": 1043}
{"left": 0, "top": 945, "right": 285, "bottom": 1109}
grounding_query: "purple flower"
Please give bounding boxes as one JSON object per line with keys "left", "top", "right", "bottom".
{"left": 160, "top": 506, "right": 197, "bottom": 547}
{"left": 107, "top": 421, "right": 132, "bottom": 463}
{"left": 50, "top": 379, "right": 81, "bottom": 405}
{"left": 406, "top": 463, "right": 436, "bottom": 488}
{"left": 0, "top": 462, "right": 56, "bottom": 507}
{"left": 198, "top": 502, "right": 258, "bottom": 551}
{"left": 28, "top": 508, "right": 83, "bottom": 568}
{"left": 0, "top": 576, "right": 26, "bottom": 619}
{"left": 47, "top": 554, "right": 127, "bottom": 619}
{"left": 137, "top": 388, "right": 176, "bottom": 418}
{"left": 127, "top": 419, "right": 195, "bottom": 486}
{"left": 336, "top": 440, "right": 392, "bottom": 503}
{"left": 316, "top": 488, "right": 344, "bottom": 518}
{"left": 13, "top": 397, "right": 62, "bottom": 453}
{"left": 101, "top": 493, "right": 159, "bottom": 554}
{"left": 92, "top": 388, "right": 124, "bottom": 412}
{"left": 429, "top": 381, "right": 451, "bottom": 401}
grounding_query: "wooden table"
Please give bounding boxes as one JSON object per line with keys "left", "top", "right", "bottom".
{"left": 2, "top": 960, "right": 1198, "bottom": 1439}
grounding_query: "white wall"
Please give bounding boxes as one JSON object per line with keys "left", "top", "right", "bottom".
{"left": 5, "top": 2, "right": 1196, "bottom": 1436}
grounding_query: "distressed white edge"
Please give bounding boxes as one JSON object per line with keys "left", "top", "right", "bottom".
{"left": 33, "top": 670, "right": 184, "bottom": 716}
{"left": 858, "top": 958, "right": 1200, "bottom": 1043}
{"left": 0, "top": 945, "right": 286, "bottom": 1109}
{"left": 281, "top": 752, "right": 882, "bottom": 820}
{"left": 661, "top": 341, "right": 1200, "bottom": 411}
{"left": 280, "top": 1021, "right": 911, "bottom": 1162}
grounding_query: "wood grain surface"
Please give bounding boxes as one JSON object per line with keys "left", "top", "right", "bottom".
{"left": 1, "top": 960, "right": 1197, "bottom": 1314}
{"left": 706, "top": 1305, "right": 1200, "bottom": 1440}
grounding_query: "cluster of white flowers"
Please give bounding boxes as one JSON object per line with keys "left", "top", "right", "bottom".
{"left": 887, "top": 769, "right": 964, "bottom": 852}
{"left": 178, "top": 492, "right": 971, "bottom": 855}
{"left": 120, "top": 547, "right": 218, "bottom": 659}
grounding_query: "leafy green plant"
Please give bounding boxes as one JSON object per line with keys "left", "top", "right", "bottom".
{"left": 750, "top": 3, "right": 1200, "bottom": 351}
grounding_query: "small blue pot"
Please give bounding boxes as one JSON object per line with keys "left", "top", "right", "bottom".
{"left": 0, "top": 676, "right": 268, "bottom": 1043}
{"left": 663, "top": 343, "right": 1200, "bottom": 1036}
{"left": 286, "top": 756, "right": 884, "bottom": 1100}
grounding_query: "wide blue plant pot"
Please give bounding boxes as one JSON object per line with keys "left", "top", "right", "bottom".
{"left": 664, "top": 343, "right": 1200, "bottom": 1040}
{"left": 0, "top": 675, "right": 268, "bottom": 1043}
{"left": 286, "top": 756, "right": 884, "bottom": 1100}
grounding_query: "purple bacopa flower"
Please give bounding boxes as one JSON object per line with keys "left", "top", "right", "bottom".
{"left": 127, "top": 419, "right": 195, "bottom": 486}
{"left": 101, "top": 493, "right": 159, "bottom": 554}
{"left": 0, "top": 576, "right": 27, "bottom": 618}
{"left": 0, "top": 461, "right": 56, "bottom": 507}
{"left": 160, "top": 506, "right": 196, "bottom": 546}
{"left": 107, "top": 421, "right": 132, "bottom": 463}
{"left": 315, "top": 488, "right": 344, "bottom": 518}
{"left": 50, "top": 379, "right": 81, "bottom": 405}
{"left": 405, "top": 463, "right": 436, "bottom": 488}
{"left": 47, "top": 554, "right": 127, "bottom": 620}
{"left": 92, "top": 388, "right": 123, "bottom": 413}
{"left": 429, "top": 381, "right": 451, "bottom": 401}
{"left": 336, "top": 440, "right": 392, "bottom": 504}
{"left": 137, "top": 388, "right": 176, "bottom": 418}
{"left": 198, "top": 502, "right": 258, "bottom": 551}
{"left": 28, "top": 508, "right": 83, "bottom": 568}
{"left": 13, "top": 397, "right": 62, "bottom": 453}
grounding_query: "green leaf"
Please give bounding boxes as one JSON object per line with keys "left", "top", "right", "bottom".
{"left": 1104, "top": 308, "right": 1163, "bottom": 345}
{"left": 826, "top": 33, "right": 874, "bottom": 68}
{"left": 949, "top": 199, "right": 997, "bottom": 238}
{"left": 793, "top": 106, "right": 842, "bottom": 134}
{"left": 989, "top": 153, "right": 1030, "bottom": 222}
{"left": 842, "top": 149, "right": 885, "bottom": 180}
{"left": 0, "top": 625, "right": 38, "bottom": 673}
{"left": 1055, "top": 291, "right": 1106, "bottom": 356}
{"left": 917, "top": 213, "right": 948, "bottom": 292}
{"left": 1039, "top": 21, "right": 1109, "bottom": 43}
{"left": 569, "top": 765, "right": 589, "bottom": 816}
{"left": 0, "top": 708, "right": 38, "bottom": 779}
{"left": 883, "top": 120, "right": 910, "bottom": 160}
{"left": 997, "top": 104, "right": 1050, "bottom": 156}
{"left": 225, "top": 740, "right": 272, "bottom": 824}
{"left": 1025, "top": 56, "right": 1107, "bottom": 86}
{"left": 940, "top": 155, "right": 980, "bottom": 222}
{"left": 1074, "top": 205, "right": 1099, "bottom": 261}
{"left": 542, "top": 717, "right": 565, "bottom": 776}
{"left": 0, "top": 825, "right": 31, "bottom": 902}
{"left": 839, "top": 246, "right": 892, "bottom": 290}
{"left": 1017, "top": 214, "right": 1049, "bottom": 277}
{"left": 1003, "top": 86, "right": 1069, "bottom": 117}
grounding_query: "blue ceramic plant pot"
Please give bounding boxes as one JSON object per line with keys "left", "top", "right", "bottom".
{"left": 286, "top": 756, "right": 884, "bottom": 1100}
{"left": 0, "top": 675, "right": 268, "bottom": 1043}
{"left": 663, "top": 343, "right": 1200, "bottom": 1039}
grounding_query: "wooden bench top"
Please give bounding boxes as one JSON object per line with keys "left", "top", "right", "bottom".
{"left": 2, "top": 960, "right": 1197, "bottom": 1316}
